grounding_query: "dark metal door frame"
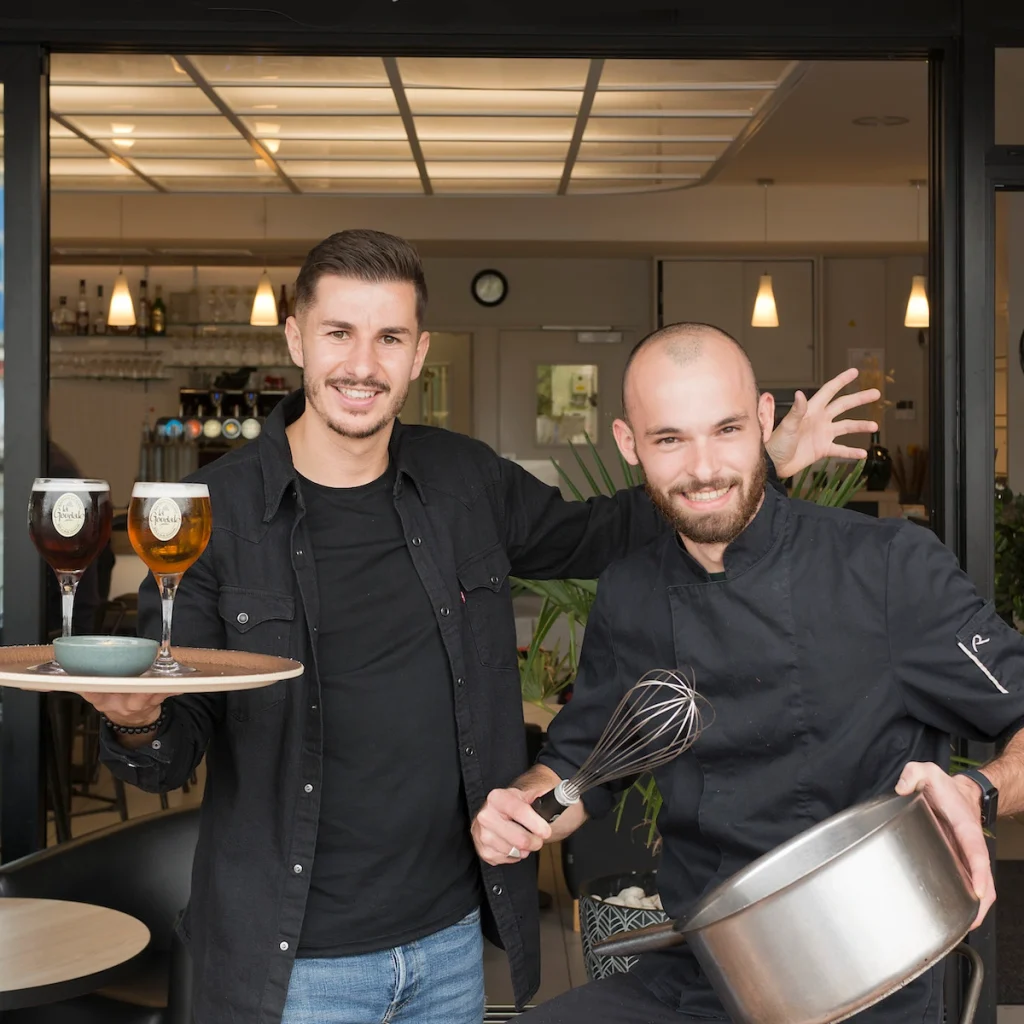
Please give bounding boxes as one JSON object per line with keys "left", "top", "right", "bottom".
{"left": 0, "top": 44, "right": 50, "bottom": 863}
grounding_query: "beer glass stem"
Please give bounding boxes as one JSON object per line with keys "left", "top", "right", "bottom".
{"left": 156, "top": 573, "right": 183, "bottom": 667}
{"left": 57, "top": 572, "right": 80, "bottom": 638}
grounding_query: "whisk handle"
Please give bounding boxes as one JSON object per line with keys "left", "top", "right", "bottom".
{"left": 532, "top": 788, "right": 569, "bottom": 823}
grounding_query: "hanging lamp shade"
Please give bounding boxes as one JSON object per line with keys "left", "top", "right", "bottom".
{"left": 250, "top": 270, "right": 279, "bottom": 326}
{"left": 904, "top": 274, "right": 929, "bottom": 328}
{"left": 107, "top": 271, "right": 136, "bottom": 327}
{"left": 751, "top": 274, "right": 779, "bottom": 328}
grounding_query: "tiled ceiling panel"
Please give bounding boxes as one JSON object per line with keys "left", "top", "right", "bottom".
{"left": 48, "top": 54, "right": 803, "bottom": 195}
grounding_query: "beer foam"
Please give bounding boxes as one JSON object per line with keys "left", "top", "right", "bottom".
{"left": 131, "top": 482, "right": 210, "bottom": 498}
{"left": 32, "top": 478, "right": 109, "bottom": 491}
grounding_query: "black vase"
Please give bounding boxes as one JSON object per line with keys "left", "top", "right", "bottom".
{"left": 864, "top": 433, "right": 893, "bottom": 491}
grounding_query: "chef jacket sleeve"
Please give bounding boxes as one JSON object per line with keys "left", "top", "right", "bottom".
{"left": 536, "top": 575, "right": 630, "bottom": 819}
{"left": 887, "top": 522, "right": 1024, "bottom": 745}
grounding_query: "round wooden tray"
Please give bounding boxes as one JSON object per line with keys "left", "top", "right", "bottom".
{"left": 0, "top": 645, "right": 303, "bottom": 693}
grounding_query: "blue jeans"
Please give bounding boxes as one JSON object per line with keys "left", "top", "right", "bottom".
{"left": 281, "top": 908, "right": 485, "bottom": 1024}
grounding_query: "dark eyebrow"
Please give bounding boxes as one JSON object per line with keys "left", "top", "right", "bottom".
{"left": 644, "top": 412, "right": 749, "bottom": 438}
{"left": 320, "top": 320, "right": 413, "bottom": 336}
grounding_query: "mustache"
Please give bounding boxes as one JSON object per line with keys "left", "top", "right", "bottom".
{"left": 669, "top": 476, "right": 740, "bottom": 496}
{"left": 325, "top": 376, "right": 391, "bottom": 394}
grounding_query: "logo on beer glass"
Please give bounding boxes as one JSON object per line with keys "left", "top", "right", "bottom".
{"left": 51, "top": 493, "right": 87, "bottom": 538}
{"left": 149, "top": 497, "right": 183, "bottom": 542}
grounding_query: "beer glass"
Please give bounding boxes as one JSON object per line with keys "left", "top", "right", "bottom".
{"left": 128, "top": 482, "right": 212, "bottom": 675}
{"left": 28, "top": 478, "right": 113, "bottom": 674}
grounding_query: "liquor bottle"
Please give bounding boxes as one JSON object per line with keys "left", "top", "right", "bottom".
{"left": 75, "top": 279, "right": 90, "bottom": 336}
{"left": 137, "top": 279, "right": 151, "bottom": 336}
{"left": 92, "top": 285, "right": 107, "bottom": 335}
{"left": 52, "top": 296, "right": 75, "bottom": 335}
{"left": 151, "top": 285, "right": 167, "bottom": 336}
{"left": 277, "top": 284, "right": 289, "bottom": 323}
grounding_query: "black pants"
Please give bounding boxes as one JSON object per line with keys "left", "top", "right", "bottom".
{"left": 520, "top": 973, "right": 693, "bottom": 1024}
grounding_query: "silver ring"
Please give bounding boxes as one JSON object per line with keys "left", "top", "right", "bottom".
{"left": 509, "top": 846, "right": 521, "bottom": 859}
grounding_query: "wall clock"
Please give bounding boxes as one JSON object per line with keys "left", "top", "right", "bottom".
{"left": 471, "top": 269, "right": 508, "bottom": 307}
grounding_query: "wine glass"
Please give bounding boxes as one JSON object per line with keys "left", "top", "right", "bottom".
{"left": 127, "top": 482, "right": 212, "bottom": 675}
{"left": 28, "top": 478, "right": 113, "bottom": 673}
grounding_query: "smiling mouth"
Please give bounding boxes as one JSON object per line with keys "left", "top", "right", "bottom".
{"left": 328, "top": 381, "right": 388, "bottom": 404}
{"left": 682, "top": 486, "right": 732, "bottom": 503}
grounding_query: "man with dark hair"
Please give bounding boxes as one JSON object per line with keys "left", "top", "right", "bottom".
{"left": 473, "top": 322, "right": 1024, "bottom": 1024}
{"left": 88, "top": 238, "right": 877, "bottom": 1024}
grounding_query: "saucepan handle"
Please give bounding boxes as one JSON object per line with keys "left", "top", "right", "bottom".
{"left": 953, "top": 941, "right": 985, "bottom": 1024}
{"left": 592, "top": 920, "right": 684, "bottom": 957}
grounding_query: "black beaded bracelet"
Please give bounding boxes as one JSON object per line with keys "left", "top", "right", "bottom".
{"left": 101, "top": 706, "right": 167, "bottom": 736}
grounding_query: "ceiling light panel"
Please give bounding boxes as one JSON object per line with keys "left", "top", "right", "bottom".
{"left": 50, "top": 54, "right": 185, "bottom": 84}
{"left": 218, "top": 86, "right": 399, "bottom": 115}
{"left": 396, "top": 57, "right": 588, "bottom": 90}
{"left": 51, "top": 157, "right": 138, "bottom": 176}
{"left": 50, "top": 175, "right": 156, "bottom": 191}
{"left": 420, "top": 140, "right": 571, "bottom": 159}
{"left": 61, "top": 114, "right": 242, "bottom": 139}
{"left": 590, "top": 90, "right": 766, "bottom": 116}
{"left": 132, "top": 157, "right": 277, "bottom": 177}
{"left": 600, "top": 59, "right": 793, "bottom": 87}
{"left": 414, "top": 116, "right": 576, "bottom": 141}
{"left": 190, "top": 55, "right": 389, "bottom": 86}
{"left": 299, "top": 177, "right": 424, "bottom": 193}
{"left": 238, "top": 115, "right": 407, "bottom": 140}
{"left": 406, "top": 88, "right": 582, "bottom": 116}
{"left": 278, "top": 160, "right": 422, "bottom": 179}
{"left": 150, "top": 175, "right": 290, "bottom": 192}
{"left": 577, "top": 140, "right": 728, "bottom": 159}
{"left": 50, "top": 84, "right": 219, "bottom": 115}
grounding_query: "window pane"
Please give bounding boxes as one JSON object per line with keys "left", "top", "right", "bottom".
{"left": 536, "top": 365, "right": 598, "bottom": 446}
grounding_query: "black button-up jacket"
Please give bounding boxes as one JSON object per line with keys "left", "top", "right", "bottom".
{"left": 101, "top": 390, "right": 665, "bottom": 1023}
{"left": 540, "top": 484, "right": 1024, "bottom": 1022}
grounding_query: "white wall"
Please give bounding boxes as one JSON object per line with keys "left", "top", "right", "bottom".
{"left": 50, "top": 184, "right": 929, "bottom": 249}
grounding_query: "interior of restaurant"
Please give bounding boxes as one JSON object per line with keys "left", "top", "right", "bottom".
{"left": 4, "top": 46, "right": 1024, "bottom": 1015}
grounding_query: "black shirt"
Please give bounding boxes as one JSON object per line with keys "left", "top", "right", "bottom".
{"left": 540, "top": 484, "right": 1024, "bottom": 1023}
{"left": 99, "top": 390, "right": 670, "bottom": 1023}
{"left": 297, "top": 466, "right": 480, "bottom": 956}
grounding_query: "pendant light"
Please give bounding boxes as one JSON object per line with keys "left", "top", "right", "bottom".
{"left": 107, "top": 196, "right": 137, "bottom": 328}
{"left": 904, "top": 180, "right": 929, "bottom": 329}
{"left": 751, "top": 179, "right": 779, "bottom": 328}
{"left": 250, "top": 196, "right": 279, "bottom": 327}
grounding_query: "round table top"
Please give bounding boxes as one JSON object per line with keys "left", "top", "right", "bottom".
{"left": 0, "top": 898, "right": 151, "bottom": 1010}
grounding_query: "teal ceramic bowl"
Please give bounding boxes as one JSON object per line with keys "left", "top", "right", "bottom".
{"left": 53, "top": 636, "right": 159, "bottom": 677}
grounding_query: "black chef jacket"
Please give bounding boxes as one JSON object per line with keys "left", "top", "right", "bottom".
{"left": 540, "top": 484, "right": 1024, "bottom": 1022}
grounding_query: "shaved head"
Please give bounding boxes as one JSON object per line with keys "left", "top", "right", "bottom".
{"left": 612, "top": 320, "right": 774, "bottom": 551}
{"left": 621, "top": 322, "right": 758, "bottom": 420}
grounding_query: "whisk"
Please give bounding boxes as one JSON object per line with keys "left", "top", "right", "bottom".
{"left": 532, "top": 668, "right": 711, "bottom": 823}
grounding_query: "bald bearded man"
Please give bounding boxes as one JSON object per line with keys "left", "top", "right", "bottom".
{"left": 472, "top": 322, "right": 1024, "bottom": 1024}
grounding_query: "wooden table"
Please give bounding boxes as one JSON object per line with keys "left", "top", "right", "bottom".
{"left": 0, "top": 898, "right": 150, "bottom": 1010}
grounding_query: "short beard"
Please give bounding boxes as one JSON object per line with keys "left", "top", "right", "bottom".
{"left": 645, "top": 447, "right": 768, "bottom": 545}
{"left": 304, "top": 374, "right": 409, "bottom": 440}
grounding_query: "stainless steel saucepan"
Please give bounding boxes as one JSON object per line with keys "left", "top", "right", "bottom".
{"left": 593, "top": 793, "right": 984, "bottom": 1024}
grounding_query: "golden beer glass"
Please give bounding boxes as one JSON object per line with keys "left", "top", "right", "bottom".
{"left": 128, "top": 482, "right": 212, "bottom": 675}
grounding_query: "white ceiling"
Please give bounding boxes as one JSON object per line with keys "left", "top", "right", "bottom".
{"left": 44, "top": 54, "right": 799, "bottom": 196}
{"left": 9, "top": 51, "right": 1023, "bottom": 194}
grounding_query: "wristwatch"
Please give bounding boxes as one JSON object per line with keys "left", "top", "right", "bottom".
{"left": 958, "top": 768, "right": 999, "bottom": 828}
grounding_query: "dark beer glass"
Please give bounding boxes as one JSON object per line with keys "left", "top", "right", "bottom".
{"left": 28, "top": 478, "right": 113, "bottom": 673}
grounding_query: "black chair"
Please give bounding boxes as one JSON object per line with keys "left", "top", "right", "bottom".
{"left": 0, "top": 806, "right": 199, "bottom": 1024}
